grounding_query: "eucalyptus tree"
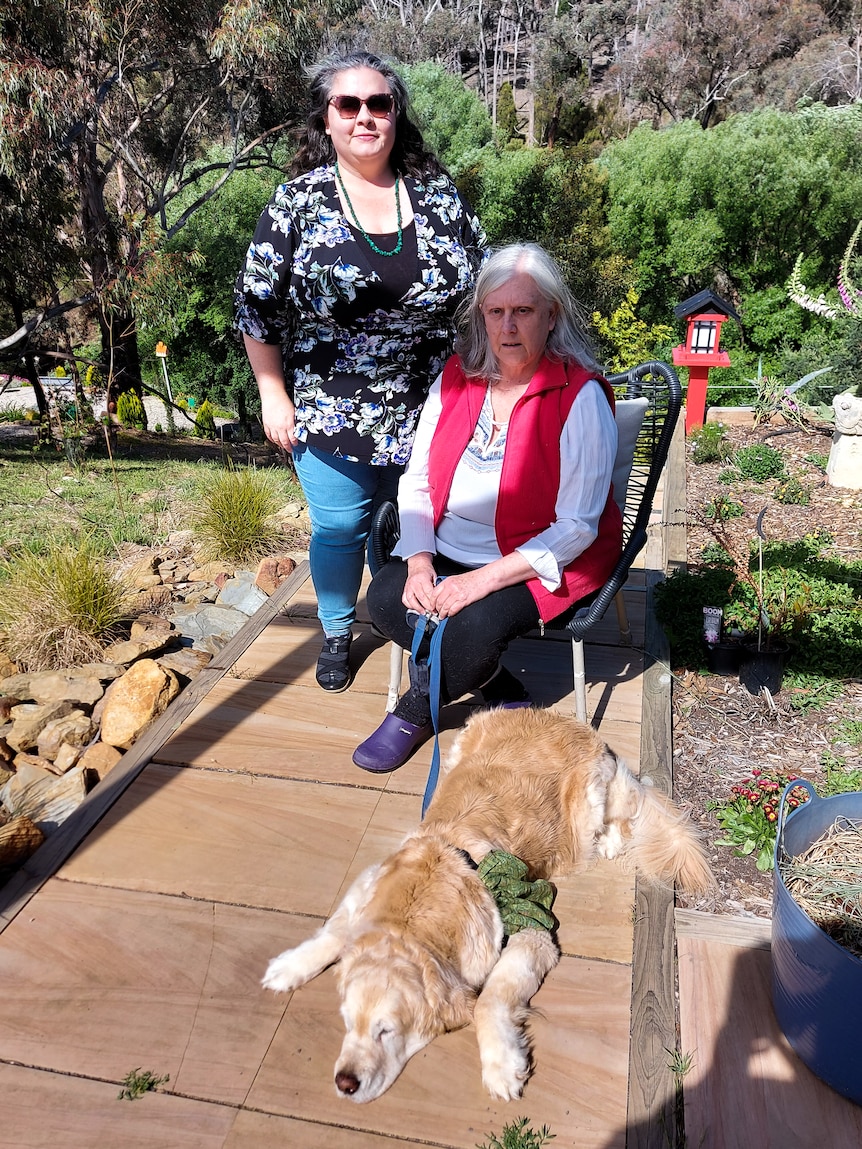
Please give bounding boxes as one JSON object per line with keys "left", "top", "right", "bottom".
{"left": 614, "top": 0, "right": 829, "bottom": 128}
{"left": 0, "top": 0, "right": 355, "bottom": 401}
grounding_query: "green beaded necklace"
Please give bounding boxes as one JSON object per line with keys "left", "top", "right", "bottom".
{"left": 335, "top": 163, "right": 403, "bottom": 257}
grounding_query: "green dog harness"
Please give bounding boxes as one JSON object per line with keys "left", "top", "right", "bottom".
{"left": 477, "top": 849, "right": 557, "bottom": 936}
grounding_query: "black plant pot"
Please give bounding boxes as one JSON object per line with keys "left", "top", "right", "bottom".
{"left": 739, "top": 639, "right": 789, "bottom": 695}
{"left": 705, "top": 639, "right": 744, "bottom": 675}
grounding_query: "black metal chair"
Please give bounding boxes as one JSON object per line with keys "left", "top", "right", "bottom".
{"left": 368, "top": 360, "right": 683, "bottom": 722}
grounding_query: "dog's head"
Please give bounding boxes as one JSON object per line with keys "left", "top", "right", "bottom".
{"left": 333, "top": 929, "right": 475, "bottom": 1103}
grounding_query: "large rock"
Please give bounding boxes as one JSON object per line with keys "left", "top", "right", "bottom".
{"left": 0, "top": 670, "right": 104, "bottom": 708}
{"left": 188, "top": 560, "right": 235, "bottom": 583}
{"left": 215, "top": 572, "right": 268, "bottom": 616}
{"left": 99, "top": 659, "right": 181, "bottom": 749}
{"left": 79, "top": 741, "right": 123, "bottom": 781}
{"left": 6, "top": 700, "right": 73, "bottom": 753}
{"left": 36, "top": 710, "right": 96, "bottom": 761}
{"left": 156, "top": 648, "right": 213, "bottom": 681}
{"left": 130, "top": 614, "right": 176, "bottom": 640}
{"left": 0, "top": 816, "right": 45, "bottom": 867}
{"left": 101, "top": 631, "right": 177, "bottom": 665}
{"left": 0, "top": 762, "right": 88, "bottom": 832}
{"left": 169, "top": 603, "right": 249, "bottom": 645}
{"left": 255, "top": 554, "right": 297, "bottom": 595}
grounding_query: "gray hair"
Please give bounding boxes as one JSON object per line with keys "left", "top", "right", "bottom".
{"left": 456, "top": 243, "right": 600, "bottom": 380}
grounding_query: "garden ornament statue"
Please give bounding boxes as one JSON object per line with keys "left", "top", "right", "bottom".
{"left": 788, "top": 221, "right": 862, "bottom": 489}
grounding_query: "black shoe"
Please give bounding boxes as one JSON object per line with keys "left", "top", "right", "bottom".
{"left": 316, "top": 633, "right": 352, "bottom": 692}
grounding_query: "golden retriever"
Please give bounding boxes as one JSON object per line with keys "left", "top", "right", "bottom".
{"left": 263, "top": 707, "right": 715, "bottom": 1103}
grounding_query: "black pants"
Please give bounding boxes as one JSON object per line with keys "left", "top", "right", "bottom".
{"left": 366, "top": 556, "right": 541, "bottom": 712}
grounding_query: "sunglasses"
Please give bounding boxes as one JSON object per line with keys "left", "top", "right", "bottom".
{"left": 328, "top": 93, "right": 395, "bottom": 119}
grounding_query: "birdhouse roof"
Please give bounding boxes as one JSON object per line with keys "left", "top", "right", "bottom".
{"left": 673, "top": 290, "right": 741, "bottom": 322}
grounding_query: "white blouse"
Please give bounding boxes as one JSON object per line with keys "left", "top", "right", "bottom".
{"left": 394, "top": 373, "right": 618, "bottom": 591}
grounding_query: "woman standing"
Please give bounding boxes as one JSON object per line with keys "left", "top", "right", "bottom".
{"left": 235, "top": 50, "right": 487, "bottom": 692}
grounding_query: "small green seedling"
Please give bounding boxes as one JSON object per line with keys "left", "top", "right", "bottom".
{"left": 117, "top": 1067, "right": 170, "bottom": 1100}
{"left": 477, "top": 1117, "right": 556, "bottom": 1148}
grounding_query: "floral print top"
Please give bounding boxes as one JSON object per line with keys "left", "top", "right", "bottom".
{"left": 234, "top": 164, "right": 487, "bottom": 465}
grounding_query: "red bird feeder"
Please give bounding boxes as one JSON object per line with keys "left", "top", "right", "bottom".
{"left": 672, "top": 290, "right": 740, "bottom": 433}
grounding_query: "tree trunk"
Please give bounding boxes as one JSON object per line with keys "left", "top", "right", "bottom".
{"left": 76, "top": 119, "right": 145, "bottom": 410}
{"left": 101, "top": 306, "right": 146, "bottom": 422}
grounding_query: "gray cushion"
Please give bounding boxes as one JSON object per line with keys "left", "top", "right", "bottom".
{"left": 612, "top": 397, "right": 649, "bottom": 516}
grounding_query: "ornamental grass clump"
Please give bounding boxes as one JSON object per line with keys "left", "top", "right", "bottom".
{"left": 191, "top": 466, "right": 283, "bottom": 564}
{"left": 0, "top": 541, "right": 131, "bottom": 671}
{"left": 710, "top": 767, "right": 810, "bottom": 872}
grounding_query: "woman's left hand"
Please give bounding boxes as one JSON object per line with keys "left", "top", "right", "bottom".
{"left": 430, "top": 569, "right": 496, "bottom": 618}
{"left": 430, "top": 552, "right": 537, "bottom": 617}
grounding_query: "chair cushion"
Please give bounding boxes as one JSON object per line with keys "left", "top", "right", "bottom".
{"left": 612, "top": 397, "right": 649, "bottom": 516}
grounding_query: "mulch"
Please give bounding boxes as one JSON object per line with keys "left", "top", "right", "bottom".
{"left": 673, "top": 418, "right": 862, "bottom": 918}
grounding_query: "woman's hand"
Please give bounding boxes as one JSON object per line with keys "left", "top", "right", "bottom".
{"left": 429, "top": 552, "right": 537, "bottom": 618}
{"left": 402, "top": 553, "right": 437, "bottom": 613}
{"left": 261, "top": 391, "right": 298, "bottom": 452}
{"left": 243, "top": 335, "right": 298, "bottom": 451}
{"left": 428, "top": 568, "right": 495, "bottom": 618}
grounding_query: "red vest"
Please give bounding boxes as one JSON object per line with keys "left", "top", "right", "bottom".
{"left": 427, "top": 355, "right": 623, "bottom": 623}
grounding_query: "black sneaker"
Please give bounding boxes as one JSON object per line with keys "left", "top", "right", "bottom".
{"left": 316, "top": 632, "right": 353, "bottom": 692}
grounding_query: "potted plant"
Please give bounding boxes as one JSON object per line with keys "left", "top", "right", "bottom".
{"left": 772, "top": 780, "right": 862, "bottom": 1106}
{"left": 698, "top": 504, "right": 812, "bottom": 695}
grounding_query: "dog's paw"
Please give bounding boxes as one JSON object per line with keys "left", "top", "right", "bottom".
{"left": 261, "top": 949, "right": 308, "bottom": 993}
{"left": 596, "top": 823, "right": 624, "bottom": 860}
{"left": 480, "top": 1047, "right": 530, "bottom": 1101}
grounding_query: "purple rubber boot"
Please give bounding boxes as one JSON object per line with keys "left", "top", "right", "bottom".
{"left": 352, "top": 713, "right": 432, "bottom": 773}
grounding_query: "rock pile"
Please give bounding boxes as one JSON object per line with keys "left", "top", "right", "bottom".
{"left": 0, "top": 544, "right": 301, "bottom": 883}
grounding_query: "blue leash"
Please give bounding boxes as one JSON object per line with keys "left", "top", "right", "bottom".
{"left": 410, "top": 612, "right": 448, "bottom": 818}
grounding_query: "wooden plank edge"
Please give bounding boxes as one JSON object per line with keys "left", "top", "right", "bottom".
{"left": 626, "top": 568, "right": 677, "bottom": 1148}
{"left": 675, "top": 907, "right": 771, "bottom": 950}
{"left": 0, "top": 561, "right": 310, "bottom": 931}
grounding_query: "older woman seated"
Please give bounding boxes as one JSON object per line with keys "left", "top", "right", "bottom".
{"left": 353, "top": 242, "right": 623, "bottom": 773}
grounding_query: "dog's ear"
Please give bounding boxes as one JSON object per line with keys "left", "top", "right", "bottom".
{"left": 416, "top": 960, "right": 476, "bottom": 1035}
{"left": 439, "top": 981, "right": 477, "bottom": 1032}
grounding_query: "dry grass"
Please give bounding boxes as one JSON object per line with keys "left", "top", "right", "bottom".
{"left": 0, "top": 541, "right": 132, "bottom": 670}
{"left": 781, "top": 817, "right": 862, "bottom": 958}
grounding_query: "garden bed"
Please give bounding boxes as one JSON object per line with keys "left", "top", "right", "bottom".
{"left": 672, "top": 420, "right": 862, "bottom": 919}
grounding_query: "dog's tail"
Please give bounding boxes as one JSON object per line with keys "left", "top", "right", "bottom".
{"left": 601, "top": 758, "right": 716, "bottom": 896}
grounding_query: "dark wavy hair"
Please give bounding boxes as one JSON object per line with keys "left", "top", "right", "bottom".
{"left": 290, "top": 50, "right": 445, "bottom": 179}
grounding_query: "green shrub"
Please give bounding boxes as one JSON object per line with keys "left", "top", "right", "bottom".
{"left": 689, "top": 423, "right": 732, "bottom": 464}
{"left": 654, "top": 565, "right": 737, "bottom": 668}
{"left": 804, "top": 451, "right": 830, "bottom": 470}
{"left": 191, "top": 466, "right": 283, "bottom": 563}
{"left": 0, "top": 541, "right": 130, "bottom": 670}
{"left": 820, "top": 751, "right": 862, "bottom": 796}
{"left": 116, "top": 390, "right": 147, "bottom": 429}
{"left": 703, "top": 496, "right": 743, "bottom": 522}
{"left": 732, "top": 442, "right": 786, "bottom": 481}
{"left": 193, "top": 398, "right": 217, "bottom": 440}
{"left": 0, "top": 404, "right": 29, "bottom": 422}
{"left": 774, "top": 476, "right": 811, "bottom": 505}
{"left": 657, "top": 536, "right": 862, "bottom": 675}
